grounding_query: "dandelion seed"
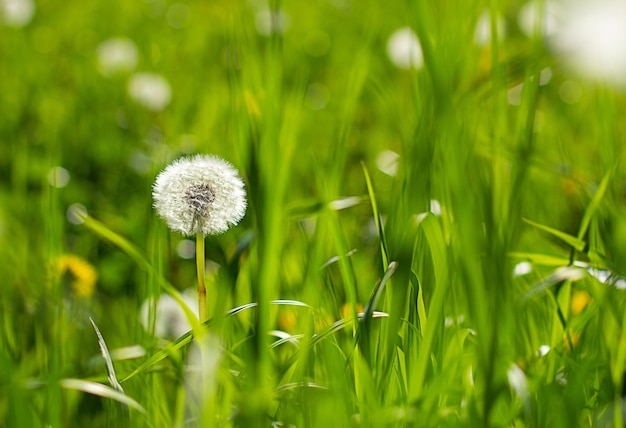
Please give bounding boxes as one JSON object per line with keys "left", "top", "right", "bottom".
{"left": 128, "top": 72, "right": 172, "bottom": 112}
{"left": 386, "top": 27, "right": 423, "bottom": 70}
{"left": 153, "top": 155, "right": 247, "bottom": 237}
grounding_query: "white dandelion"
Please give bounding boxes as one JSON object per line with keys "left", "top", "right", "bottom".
{"left": 386, "top": 27, "right": 423, "bottom": 70}
{"left": 153, "top": 155, "right": 247, "bottom": 237}
{"left": 153, "top": 154, "right": 246, "bottom": 323}
{"left": 128, "top": 72, "right": 172, "bottom": 112}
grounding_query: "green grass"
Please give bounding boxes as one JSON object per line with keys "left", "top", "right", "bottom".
{"left": 2, "top": 0, "right": 626, "bottom": 426}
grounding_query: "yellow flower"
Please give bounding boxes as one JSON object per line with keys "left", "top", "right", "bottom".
{"left": 56, "top": 254, "right": 97, "bottom": 298}
{"left": 563, "top": 330, "right": 581, "bottom": 350}
{"left": 571, "top": 290, "right": 592, "bottom": 316}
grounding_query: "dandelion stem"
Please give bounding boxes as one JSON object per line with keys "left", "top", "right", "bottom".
{"left": 196, "top": 232, "right": 208, "bottom": 323}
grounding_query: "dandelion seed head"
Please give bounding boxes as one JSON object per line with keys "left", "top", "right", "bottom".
{"left": 153, "top": 154, "right": 247, "bottom": 236}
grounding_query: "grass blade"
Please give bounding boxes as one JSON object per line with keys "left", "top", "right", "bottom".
{"left": 523, "top": 218, "right": 587, "bottom": 252}
{"left": 60, "top": 379, "right": 145, "bottom": 414}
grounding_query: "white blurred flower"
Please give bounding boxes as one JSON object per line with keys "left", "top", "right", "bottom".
{"left": 128, "top": 72, "right": 172, "bottom": 111}
{"left": 474, "top": 10, "right": 506, "bottom": 46}
{"left": 430, "top": 199, "right": 442, "bottom": 216}
{"left": 518, "top": 1, "right": 561, "bottom": 38}
{"left": 97, "top": 38, "right": 138, "bottom": 76}
{"left": 537, "top": 344, "right": 550, "bottom": 357}
{"left": 550, "top": 0, "right": 626, "bottom": 88}
{"left": 48, "top": 166, "right": 70, "bottom": 188}
{"left": 0, "top": 0, "right": 34, "bottom": 27}
{"left": 386, "top": 27, "right": 423, "bottom": 70}
{"left": 507, "top": 364, "right": 530, "bottom": 407}
{"left": 376, "top": 150, "right": 400, "bottom": 176}
{"left": 255, "top": 8, "right": 289, "bottom": 36}
{"left": 153, "top": 155, "right": 247, "bottom": 236}
{"left": 513, "top": 261, "right": 533, "bottom": 277}
{"left": 140, "top": 289, "right": 198, "bottom": 339}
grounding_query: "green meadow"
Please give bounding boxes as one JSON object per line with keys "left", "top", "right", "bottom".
{"left": 2, "top": 0, "right": 626, "bottom": 426}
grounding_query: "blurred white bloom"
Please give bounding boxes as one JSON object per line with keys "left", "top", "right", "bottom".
{"left": 376, "top": 150, "right": 400, "bottom": 176}
{"left": 128, "top": 72, "right": 172, "bottom": 111}
{"left": 185, "top": 334, "right": 222, "bottom": 411}
{"left": 513, "top": 261, "right": 533, "bottom": 277}
{"left": 48, "top": 166, "right": 70, "bottom": 188}
{"left": 550, "top": 0, "right": 626, "bottom": 88}
{"left": 507, "top": 364, "right": 530, "bottom": 406}
{"left": 97, "top": 38, "right": 138, "bottom": 76}
{"left": 474, "top": 10, "right": 506, "bottom": 46}
{"left": 67, "top": 203, "right": 87, "bottom": 225}
{"left": 255, "top": 8, "right": 289, "bottom": 36}
{"left": 386, "top": 27, "right": 423, "bottom": 70}
{"left": 518, "top": 1, "right": 561, "bottom": 38}
{"left": 153, "top": 155, "right": 247, "bottom": 236}
{"left": 0, "top": 0, "right": 34, "bottom": 27}
{"left": 176, "top": 239, "right": 196, "bottom": 259}
{"left": 140, "top": 289, "right": 198, "bottom": 339}
{"left": 430, "top": 199, "right": 442, "bottom": 216}
{"left": 537, "top": 344, "right": 551, "bottom": 357}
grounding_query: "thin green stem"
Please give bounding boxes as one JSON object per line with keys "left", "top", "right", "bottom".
{"left": 196, "top": 233, "right": 207, "bottom": 323}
